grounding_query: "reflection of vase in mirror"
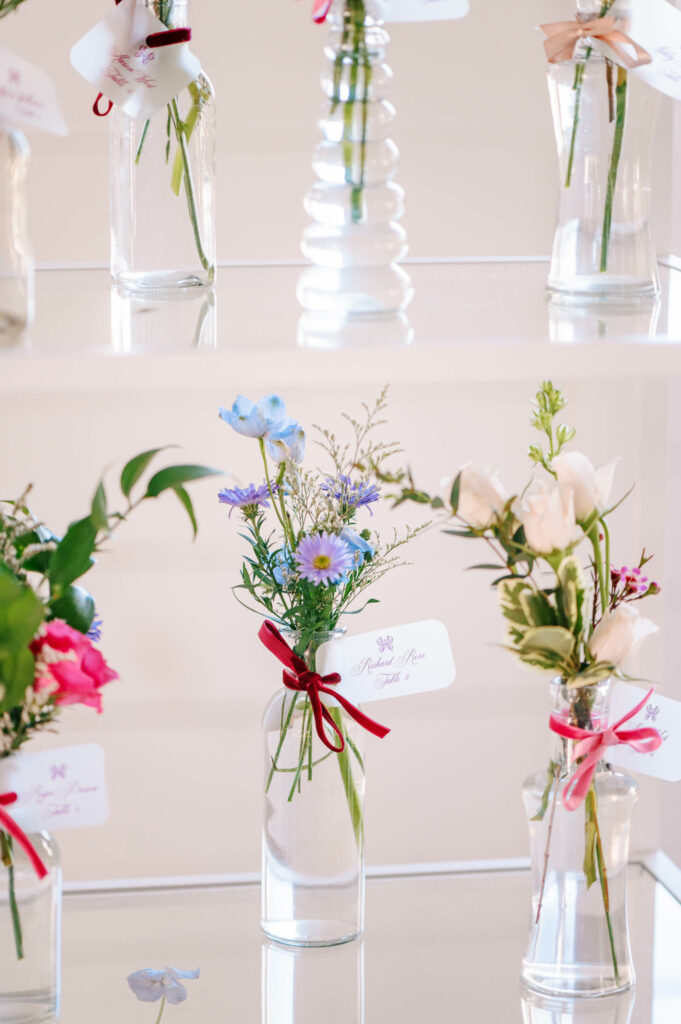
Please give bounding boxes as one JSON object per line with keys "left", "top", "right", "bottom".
{"left": 262, "top": 939, "right": 363, "bottom": 1024}
{"left": 297, "top": 310, "right": 412, "bottom": 349}
{"left": 547, "top": 297, "right": 661, "bottom": 343}
{"left": 521, "top": 987, "right": 634, "bottom": 1024}
{"left": 110, "top": 288, "right": 217, "bottom": 353}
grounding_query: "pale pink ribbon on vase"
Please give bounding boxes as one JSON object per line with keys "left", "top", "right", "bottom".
{"left": 540, "top": 15, "right": 652, "bottom": 69}
{"left": 549, "top": 688, "right": 662, "bottom": 812}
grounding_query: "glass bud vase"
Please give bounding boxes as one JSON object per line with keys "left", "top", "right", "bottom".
{"left": 522, "top": 679, "right": 637, "bottom": 998}
{"left": 262, "top": 630, "right": 365, "bottom": 947}
{"left": 0, "top": 129, "right": 33, "bottom": 336}
{"left": 297, "top": 0, "right": 412, "bottom": 317}
{"left": 0, "top": 831, "right": 61, "bottom": 1023}
{"left": 546, "top": 10, "right": 660, "bottom": 301}
{"left": 110, "top": 0, "right": 216, "bottom": 294}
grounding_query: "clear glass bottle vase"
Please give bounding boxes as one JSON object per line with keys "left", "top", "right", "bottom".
{"left": 546, "top": 5, "right": 660, "bottom": 301}
{"left": 297, "top": 0, "right": 412, "bottom": 316}
{"left": 262, "top": 630, "right": 365, "bottom": 947}
{"left": 522, "top": 679, "right": 637, "bottom": 998}
{"left": 0, "top": 128, "right": 33, "bottom": 335}
{"left": 0, "top": 831, "right": 61, "bottom": 1024}
{"left": 110, "top": 0, "right": 216, "bottom": 294}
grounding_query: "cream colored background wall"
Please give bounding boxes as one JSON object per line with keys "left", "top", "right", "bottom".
{"left": 0, "top": 379, "right": 673, "bottom": 881}
{"left": 0, "top": 0, "right": 677, "bottom": 264}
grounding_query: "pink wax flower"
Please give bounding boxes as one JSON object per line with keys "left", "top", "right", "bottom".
{"left": 31, "top": 620, "right": 118, "bottom": 713}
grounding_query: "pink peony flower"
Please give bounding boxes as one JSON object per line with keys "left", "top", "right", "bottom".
{"left": 30, "top": 620, "right": 118, "bottom": 713}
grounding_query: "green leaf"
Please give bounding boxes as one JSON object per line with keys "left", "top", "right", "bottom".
{"left": 449, "top": 472, "right": 462, "bottom": 515}
{"left": 48, "top": 516, "right": 97, "bottom": 588}
{"left": 498, "top": 578, "right": 534, "bottom": 629}
{"left": 91, "top": 481, "right": 108, "bottom": 533}
{"left": 0, "top": 574, "right": 44, "bottom": 653}
{"left": 519, "top": 590, "right": 557, "bottom": 629}
{"left": 48, "top": 585, "right": 95, "bottom": 634}
{"left": 173, "top": 486, "right": 198, "bottom": 538}
{"left": 0, "top": 647, "right": 35, "bottom": 712}
{"left": 556, "top": 555, "right": 587, "bottom": 636}
{"left": 572, "top": 661, "right": 616, "bottom": 687}
{"left": 120, "top": 447, "right": 173, "bottom": 498}
{"left": 519, "top": 626, "right": 576, "bottom": 659}
{"left": 145, "top": 464, "right": 221, "bottom": 498}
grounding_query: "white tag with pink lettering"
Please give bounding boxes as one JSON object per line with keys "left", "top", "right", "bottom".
{"left": 0, "top": 46, "right": 67, "bottom": 136}
{"left": 608, "top": 682, "right": 681, "bottom": 782}
{"left": 317, "top": 619, "right": 455, "bottom": 704}
{"left": 0, "top": 744, "right": 109, "bottom": 833}
{"left": 375, "top": 0, "right": 469, "bottom": 22}
{"left": 70, "top": 0, "right": 200, "bottom": 119}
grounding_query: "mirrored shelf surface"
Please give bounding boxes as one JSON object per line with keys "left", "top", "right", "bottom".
{"left": 3, "top": 260, "right": 681, "bottom": 393}
{"left": 59, "top": 858, "right": 681, "bottom": 1023}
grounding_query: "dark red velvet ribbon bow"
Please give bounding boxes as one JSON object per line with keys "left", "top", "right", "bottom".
{"left": 258, "top": 620, "right": 390, "bottom": 753}
{"left": 0, "top": 793, "right": 48, "bottom": 879}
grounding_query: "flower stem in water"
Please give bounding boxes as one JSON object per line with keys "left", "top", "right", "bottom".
{"left": 1, "top": 832, "right": 23, "bottom": 960}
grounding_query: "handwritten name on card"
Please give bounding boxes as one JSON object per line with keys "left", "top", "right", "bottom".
{"left": 317, "top": 619, "right": 455, "bottom": 705}
{"left": 70, "top": 0, "right": 200, "bottom": 119}
{"left": 0, "top": 745, "right": 109, "bottom": 833}
{"left": 610, "top": 682, "right": 681, "bottom": 782}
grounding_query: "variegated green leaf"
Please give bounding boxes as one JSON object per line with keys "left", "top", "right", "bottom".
{"left": 519, "top": 626, "right": 576, "bottom": 660}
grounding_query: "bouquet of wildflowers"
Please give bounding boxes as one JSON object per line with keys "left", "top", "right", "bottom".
{"left": 0, "top": 450, "right": 217, "bottom": 958}
{"left": 219, "top": 388, "right": 423, "bottom": 845}
{"left": 395, "top": 381, "right": 660, "bottom": 982}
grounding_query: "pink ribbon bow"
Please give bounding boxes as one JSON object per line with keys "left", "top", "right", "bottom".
{"left": 0, "top": 793, "right": 48, "bottom": 879}
{"left": 549, "top": 688, "right": 662, "bottom": 811}
{"left": 540, "top": 16, "right": 652, "bottom": 69}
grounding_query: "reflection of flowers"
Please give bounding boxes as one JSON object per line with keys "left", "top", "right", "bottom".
{"left": 128, "top": 966, "right": 200, "bottom": 1020}
{"left": 294, "top": 532, "right": 354, "bottom": 585}
{"left": 30, "top": 621, "right": 117, "bottom": 714}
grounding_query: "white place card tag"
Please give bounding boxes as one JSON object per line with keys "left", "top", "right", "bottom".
{"left": 609, "top": 682, "right": 681, "bottom": 782}
{"left": 596, "top": 0, "right": 681, "bottom": 101}
{"left": 0, "top": 46, "right": 67, "bottom": 136}
{"left": 317, "top": 619, "right": 455, "bottom": 704}
{"left": 376, "top": 0, "right": 469, "bottom": 22}
{"left": 70, "top": 0, "right": 201, "bottom": 120}
{"left": 0, "top": 744, "right": 109, "bottom": 833}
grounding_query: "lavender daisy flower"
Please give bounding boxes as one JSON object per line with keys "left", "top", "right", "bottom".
{"left": 294, "top": 532, "right": 354, "bottom": 586}
{"left": 322, "top": 475, "right": 380, "bottom": 516}
{"left": 218, "top": 482, "right": 273, "bottom": 517}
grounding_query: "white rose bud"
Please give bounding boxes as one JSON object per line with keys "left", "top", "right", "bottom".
{"left": 589, "top": 604, "right": 658, "bottom": 667}
{"left": 553, "top": 451, "right": 618, "bottom": 523}
{"left": 452, "top": 462, "right": 508, "bottom": 529}
{"left": 515, "top": 479, "right": 582, "bottom": 556}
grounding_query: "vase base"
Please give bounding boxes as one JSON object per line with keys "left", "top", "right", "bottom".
{"left": 0, "top": 994, "right": 58, "bottom": 1024}
{"left": 546, "top": 276, "right": 660, "bottom": 303}
{"left": 262, "top": 919, "right": 360, "bottom": 948}
{"left": 521, "top": 962, "right": 634, "bottom": 1000}
{"left": 112, "top": 269, "right": 216, "bottom": 296}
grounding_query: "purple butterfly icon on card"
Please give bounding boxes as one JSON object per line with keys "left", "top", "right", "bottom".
{"left": 645, "top": 704, "right": 660, "bottom": 724}
{"left": 377, "top": 636, "right": 393, "bottom": 653}
{"left": 49, "top": 764, "right": 67, "bottom": 781}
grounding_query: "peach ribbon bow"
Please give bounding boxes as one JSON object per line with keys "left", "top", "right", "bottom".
{"left": 540, "top": 15, "right": 652, "bottom": 69}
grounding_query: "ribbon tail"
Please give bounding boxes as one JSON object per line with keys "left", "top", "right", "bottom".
{"left": 0, "top": 807, "right": 47, "bottom": 880}
{"left": 612, "top": 688, "right": 656, "bottom": 732}
{"left": 602, "top": 31, "right": 652, "bottom": 70}
{"left": 319, "top": 687, "right": 390, "bottom": 740}
{"left": 563, "top": 751, "right": 600, "bottom": 812}
{"left": 309, "top": 690, "right": 345, "bottom": 753}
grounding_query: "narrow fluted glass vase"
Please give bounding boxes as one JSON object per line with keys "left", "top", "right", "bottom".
{"left": 0, "top": 128, "right": 33, "bottom": 335}
{"left": 262, "top": 630, "right": 365, "bottom": 947}
{"left": 298, "top": 0, "right": 412, "bottom": 316}
{"left": 0, "top": 831, "right": 61, "bottom": 1024}
{"left": 546, "top": 9, "right": 660, "bottom": 301}
{"left": 522, "top": 679, "right": 637, "bottom": 998}
{"left": 110, "top": 0, "right": 216, "bottom": 294}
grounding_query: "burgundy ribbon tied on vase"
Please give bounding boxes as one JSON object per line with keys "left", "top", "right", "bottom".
{"left": 0, "top": 793, "right": 48, "bottom": 880}
{"left": 549, "top": 688, "right": 662, "bottom": 812}
{"left": 258, "top": 620, "right": 390, "bottom": 753}
{"left": 540, "top": 15, "right": 652, "bottom": 69}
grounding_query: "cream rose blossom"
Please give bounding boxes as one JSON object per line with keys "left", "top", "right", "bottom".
{"left": 453, "top": 462, "right": 508, "bottom": 529}
{"left": 589, "top": 604, "right": 658, "bottom": 667}
{"left": 515, "top": 479, "right": 582, "bottom": 555}
{"left": 553, "top": 451, "right": 618, "bottom": 523}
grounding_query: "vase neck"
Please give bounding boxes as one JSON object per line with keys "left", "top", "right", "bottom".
{"left": 550, "top": 677, "right": 613, "bottom": 773}
{"left": 145, "top": 0, "right": 189, "bottom": 29}
{"left": 282, "top": 628, "right": 346, "bottom": 671}
{"left": 328, "top": 0, "right": 381, "bottom": 29}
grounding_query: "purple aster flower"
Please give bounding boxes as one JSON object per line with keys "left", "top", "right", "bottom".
{"left": 294, "top": 532, "right": 354, "bottom": 586}
{"left": 322, "top": 475, "right": 380, "bottom": 516}
{"left": 86, "top": 615, "right": 103, "bottom": 642}
{"left": 218, "top": 482, "right": 273, "bottom": 517}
